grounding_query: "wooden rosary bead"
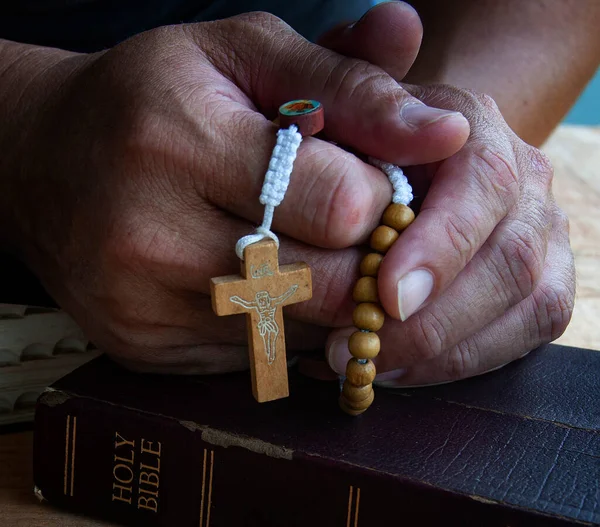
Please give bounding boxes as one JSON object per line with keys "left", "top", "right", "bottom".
{"left": 339, "top": 397, "right": 367, "bottom": 416}
{"left": 370, "top": 225, "right": 399, "bottom": 253}
{"left": 382, "top": 203, "right": 415, "bottom": 232}
{"left": 360, "top": 253, "right": 383, "bottom": 277}
{"left": 346, "top": 358, "right": 376, "bottom": 386}
{"left": 341, "top": 160, "right": 416, "bottom": 415}
{"left": 340, "top": 389, "right": 375, "bottom": 412}
{"left": 353, "top": 276, "right": 379, "bottom": 303}
{"left": 352, "top": 303, "right": 385, "bottom": 332}
{"left": 348, "top": 331, "right": 380, "bottom": 360}
{"left": 342, "top": 380, "right": 373, "bottom": 402}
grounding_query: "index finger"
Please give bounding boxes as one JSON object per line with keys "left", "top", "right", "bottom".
{"left": 378, "top": 140, "right": 520, "bottom": 322}
{"left": 189, "top": 12, "right": 470, "bottom": 166}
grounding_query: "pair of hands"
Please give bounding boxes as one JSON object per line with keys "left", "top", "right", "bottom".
{"left": 8, "top": 3, "right": 575, "bottom": 386}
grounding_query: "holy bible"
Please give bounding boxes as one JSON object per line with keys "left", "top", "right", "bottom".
{"left": 32, "top": 343, "right": 600, "bottom": 526}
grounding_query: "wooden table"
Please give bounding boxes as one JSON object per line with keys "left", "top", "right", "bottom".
{"left": 1, "top": 124, "right": 599, "bottom": 526}
{"left": 544, "top": 125, "right": 600, "bottom": 351}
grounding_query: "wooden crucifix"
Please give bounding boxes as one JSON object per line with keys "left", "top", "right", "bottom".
{"left": 210, "top": 240, "right": 312, "bottom": 403}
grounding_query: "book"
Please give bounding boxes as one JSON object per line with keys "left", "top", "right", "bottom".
{"left": 32, "top": 343, "right": 600, "bottom": 526}
{"left": 0, "top": 307, "right": 98, "bottom": 426}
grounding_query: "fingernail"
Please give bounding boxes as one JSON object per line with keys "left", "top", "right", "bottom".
{"left": 351, "top": 1, "right": 397, "bottom": 28}
{"left": 397, "top": 269, "right": 434, "bottom": 321}
{"left": 401, "top": 103, "right": 464, "bottom": 129}
{"left": 327, "top": 338, "right": 353, "bottom": 375}
{"left": 374, "top": 368, "right": 407, "bottom": 383}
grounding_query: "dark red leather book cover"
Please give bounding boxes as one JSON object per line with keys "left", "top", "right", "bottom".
{"left": 33, "top": 343, "right": 600, "bottom": 526}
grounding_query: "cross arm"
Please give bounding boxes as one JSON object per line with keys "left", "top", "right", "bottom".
{"left": 278, "top": 263, "right": 312, "bottom": 306}
{"left": 210, "top": 276, "right": 252, "bottom": 316}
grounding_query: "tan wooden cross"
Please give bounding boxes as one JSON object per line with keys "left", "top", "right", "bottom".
{"left": 210, "top": 240, "right": 312, "bottom": 402}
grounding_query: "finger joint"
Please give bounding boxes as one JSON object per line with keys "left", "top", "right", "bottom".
{"left": 497, "top": 219, "right": 546, "bottom": 300}
{"left": 532, "top": 280, "right": 575, "bottom": 343}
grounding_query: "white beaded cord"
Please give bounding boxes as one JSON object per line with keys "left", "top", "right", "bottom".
{"left": 368, "top": 157, "right": 413, "bottom": 206}
{"left": 235, "top": 124, "right": 303, "bottom": 260}
{"left": 235, "top": 125, "right": 414, "bottom": 260}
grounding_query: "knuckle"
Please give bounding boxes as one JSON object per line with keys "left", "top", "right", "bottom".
{"left": 205, "top": 11, "right": 293, "bottom": 84}
{"left": 331, "top": 59, "right": 392, "bottom": 105}
{"left": 102, "top": 231, "right": 137, "bottom": 273}
{"left": 443, "top": 341, "right": 480, "bottom": 380}
{"left": 441, "top": 208, "right": 479, "bottom": 260}
{"left": 474, "top": 92, "right": 502, "bottom": 116}
{"left": 469, "top": 146, "right": 520, "bottom": 211}
{"left": 498, "top": 220, "right": 546, "bottom": 299}
{"left": 553, "top": 205, "right": 570, "bottom": 234}
{"left": 103, "top": 220, "right": 147, "bottom": 269}
{"left": 107, "top": 342, "right": 166, "bottom": 372}
{"left": 107, "top": 292, "right": 159, "bottom": 338}
{"left": 533, "top": 280, "right": 575, "bottom": 343}
{"left": 444, "top": 87, "right": 502, "bottom": 121}
{"left": 212, "top": 10, "right": 287, "bottom": 41}
{"left": 122, "top": 111, "right": 165, "bottom": 160}
{"left": 232, "top": 10, "right": 286, "bottom": 29}
{"left": 524, "top": 145, "right": 554, "bottom": 191}
{"left": 103, "top": 215, "right": 178, "bottom": 278}
{"left": 109, "top": 323, "right": 152, "bottom": 354}
{"left": 410, "top": 311, "right": 449, "bottom": 361}
{"left": 121, "top": 102, "right": 198, "bottom": 182}
{"left": 97, "top": 308, "right": 163, "bottom": 364}
{"left": 336, "top": 56, "right": 374, "bottom": 85}
{"left": 479, "top": 249, "right": 515, "bottom": 308}
{"left": 312, "top": 154, "right": 378, "bottom": 247}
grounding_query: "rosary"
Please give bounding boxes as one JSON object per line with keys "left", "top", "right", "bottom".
{"left": 210, "top": 100, "right": 415, "bottom": 416}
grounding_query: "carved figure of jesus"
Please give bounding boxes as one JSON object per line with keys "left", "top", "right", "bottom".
{"left": 211, "top": 240, "right": 312, "bottom": 402}
{"left": 230, "top": 285, "right": 298, "bottom": 364}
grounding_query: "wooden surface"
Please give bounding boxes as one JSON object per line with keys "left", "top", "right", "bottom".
{"left": 211, "top": 239, "right": 312, "bottom": 402}
{"left": 0, "top": 430, "right": 116, "bottom": 526}
{"left": 1, "top": 124, "right": 598, "bottom": 526}
{"left": 543, "top": 125, "right": 600, "bottom": 351}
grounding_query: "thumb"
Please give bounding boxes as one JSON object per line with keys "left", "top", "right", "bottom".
{"left": 195, "top": 11, "right": 469, "bottom": 166}
{"left": 318, "top": 1, "right": 423, "bottom": 81}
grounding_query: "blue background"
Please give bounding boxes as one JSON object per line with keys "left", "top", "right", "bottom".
{"left": 370, "top": 0, "right": 599, "bottom": 126}
{"left": 565, "top": 68, "right": 600, "bottom": 125}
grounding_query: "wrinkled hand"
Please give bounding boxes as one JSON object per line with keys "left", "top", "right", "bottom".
{"left": 321, "top": 2, "right": 576, "bottom": 386}
{"left": 5, "top": 12, "right": 470, "bottom": 373}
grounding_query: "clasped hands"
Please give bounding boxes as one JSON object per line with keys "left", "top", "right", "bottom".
{"left": 9, "top": 3, "right": 575, "bottom": 387}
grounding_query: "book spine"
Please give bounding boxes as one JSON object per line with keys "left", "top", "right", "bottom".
{"left": 32, "top": 389, "right": 577, "bottom": 527}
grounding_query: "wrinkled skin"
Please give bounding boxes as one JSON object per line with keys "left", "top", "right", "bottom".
{"left": 320, "top": 3, "right": 576, "bottom": 386}
{"left": 4, "top": 6, "right": 575, "bottom": 385}
{"left": 6, "top": 12, "right": 467, "bottom": 374}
